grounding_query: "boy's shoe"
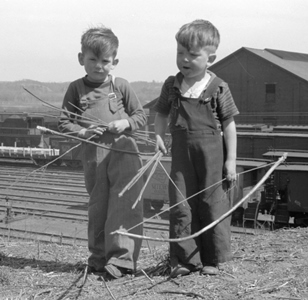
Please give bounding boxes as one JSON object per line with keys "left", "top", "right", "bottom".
{"left": 104, "top": 264, "right": 123, "bottom": 279}
{"left": 201, "top": 265, "right": 219, "bottom": 275}
{"left": 170, "top": 264, "right": 191, "bottom": 278}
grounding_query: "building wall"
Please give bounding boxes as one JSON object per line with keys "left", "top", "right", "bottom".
{"left": 210, "top": 50, "right": 308, "bottom": 125}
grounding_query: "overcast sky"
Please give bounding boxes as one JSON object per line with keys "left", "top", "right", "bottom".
{"left": 1, "top": 0, "right": 308, "bottom": 83}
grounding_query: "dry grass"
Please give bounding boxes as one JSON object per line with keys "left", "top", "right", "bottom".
{"left": 1, "top": 227, "right": 308, "bottom": 300}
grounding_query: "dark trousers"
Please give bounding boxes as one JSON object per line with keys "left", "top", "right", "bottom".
{"left": 83, "top": 134, "right": 143, "bottom": 271}
{"left": 169, "top": 130, "right": 232, "bottom": 269}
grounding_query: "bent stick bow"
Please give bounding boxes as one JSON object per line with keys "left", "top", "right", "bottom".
{"left": 112, "top": 153, "right": 288, "bottom": 243}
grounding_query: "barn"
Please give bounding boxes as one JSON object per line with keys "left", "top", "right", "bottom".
{"left": 209, "top": 47, "right": 308, "bottom": 126}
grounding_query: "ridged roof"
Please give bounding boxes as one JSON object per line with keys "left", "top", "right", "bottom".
{"left": 238, "top": 47, "right": 308, "bottom": 81}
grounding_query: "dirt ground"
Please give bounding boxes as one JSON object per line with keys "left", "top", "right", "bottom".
{"left": 0, "top": 226, "right": 308, "bottom": 300}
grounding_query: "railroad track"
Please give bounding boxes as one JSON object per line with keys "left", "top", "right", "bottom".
{"left": 0, "top": 161, "right": 254, "bottom": 247}
{"left": 0, "top": 162, "right": 170, "bottom": 247}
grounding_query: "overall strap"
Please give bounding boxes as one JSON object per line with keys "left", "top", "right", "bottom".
{"left": 200, "top": 76, "right": 223, "bottom": 103}
{"left": 108, "top": 74, "right": 118, "bottom": 101}
{"left": 109, "top": 75, "right": 116, "bottom": 92}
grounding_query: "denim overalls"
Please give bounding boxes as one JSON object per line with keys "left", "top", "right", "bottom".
{"left": 76, "top": 77, "right": 143, "bottom": 271}
{"left": 169, "top": 76, "right": 233, "bottom": 270}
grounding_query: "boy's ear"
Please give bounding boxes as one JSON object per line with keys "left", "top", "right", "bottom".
{"left": 111, "top": 58, "right": 119, "bottom": 69}
{"left": 78, "top": 52, "right": 84, "bottom": 66}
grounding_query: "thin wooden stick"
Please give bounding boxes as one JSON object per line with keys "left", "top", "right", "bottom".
{"left": 68, "top": 101, "right": 107, "bottom": 126}
{"left": 101, "top": 276, "right": 117, "bottom": 300}
{"left": 42, "top": 102, "right": 105, "bottom": 127}
{"left": 119, "top": 151, "right": 162, "bottom": 197}
{"left": 37, "top": 126, "right": 140, "bottom": 155}
{"left": 132, "top": 152, "right": 163, "bottom": 208}
{"left": 140, "top": 269, "right": 155, "bottom": 284}
{"left": 23, "top": 86, "right": 105, "bottom": 126}
{"left": 158, "top": 290, "right": 206, "bottom": 299}
{"left": 112, "top": 153, "right": 288, "bottom": 242}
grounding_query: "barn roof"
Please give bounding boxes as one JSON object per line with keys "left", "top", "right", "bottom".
{"left": 247, "top": 48, "right": 308, "bottom": 81}
{"left": 212, "top": 47, "right": 308, "bottom": 82}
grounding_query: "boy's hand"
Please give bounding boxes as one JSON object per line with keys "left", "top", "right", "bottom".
{"left": 155, "top": 136, "right": 167, "bottom": 155}
{"left": 78, "top": 125, "right": 106, "bottom": 139}
{"left": 107, "top": 119, "right": 130, "bottom": 134}
{"left": 224, "top": 159, "right": 237, "bottom": 182}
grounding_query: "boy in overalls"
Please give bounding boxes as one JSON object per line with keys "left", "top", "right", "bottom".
{"left": 154, "top": 20, "right": 239, "bottom": 277}
{"left": 58, "top": 26, "right": 147, "bottom": 279}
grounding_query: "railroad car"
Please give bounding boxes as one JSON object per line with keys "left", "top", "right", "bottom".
{"left": 0, "top": 113, "right": 59, "bottom": 148}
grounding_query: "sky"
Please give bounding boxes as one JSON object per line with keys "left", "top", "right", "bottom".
{"left": 1, "top": 0, "right": 308, "bottom": 83}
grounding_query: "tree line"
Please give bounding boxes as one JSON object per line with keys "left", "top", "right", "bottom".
{"left": 0, "top": 79, "right": 163, "bottom": 113}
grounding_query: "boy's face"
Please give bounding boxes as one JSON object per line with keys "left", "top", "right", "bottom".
{"left": 176, "top": 43, "right": 216, "bottom": 83}
{"left": 78, "top": 50, "right": 118, "bottom": 83}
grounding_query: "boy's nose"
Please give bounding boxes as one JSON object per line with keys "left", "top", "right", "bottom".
{"left": 96, "top": 62, "right": 103, "bottom": 69}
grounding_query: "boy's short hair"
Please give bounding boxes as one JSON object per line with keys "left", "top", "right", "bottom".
{"left": 175, "top": 19, "right": 220, "bottom": 51}
{"left": 81, "top": 26, "right": 119, "bottom": 57}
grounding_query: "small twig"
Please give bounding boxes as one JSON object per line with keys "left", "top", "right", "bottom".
{"left": 240, "top": 280, "right": 289, "bottom": 295}
{"left": 158, "top": 289, "right": 206, "bottom": 299}
{"left": 55, "top": 272, "right": 83, "bottom": 300}
{"left": 271, "top": 296, "right": 301, "bottom": 300}
{"left": 125, "top": 278, "right": 170, "bottom": 297}
{"left": 101, "top": 276, "right": 117, "bottom": 300}
{"left": 259, "top": 281, "right": 289, "bottom": 294}
{"left": 147, "top": 278, "right": 170, "bottom": 290}
{"left": 111, "top": 276, "right": 149, "bottom": 286}
{"left": 33, "top": 289, "right": 52, "bottom": 298}
{"left": 169, "top": 278, "right": 180, "bottom": 286}
{"left": 77, "top": 265, "right": 88, "bottom": 288}
{"left": 140, "top": 269, "right": 155, "bottom": 284}
{"left": 290, "top": 249, "right": 302, "bottom": 257}
{"left": 220, "top": 270, "right": 237, "bottom": 279}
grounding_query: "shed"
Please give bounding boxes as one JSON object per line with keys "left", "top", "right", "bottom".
{"left": 209, "top": 47, "right": 308, "bottom": 126}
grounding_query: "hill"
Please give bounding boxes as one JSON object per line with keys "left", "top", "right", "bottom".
{"left": 0, "top": 79, "right": 163, "bottom": 113}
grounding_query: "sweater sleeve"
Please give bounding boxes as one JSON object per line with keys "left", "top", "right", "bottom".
{"left": 115, "top": 78, "right": 147, "bottom": 131}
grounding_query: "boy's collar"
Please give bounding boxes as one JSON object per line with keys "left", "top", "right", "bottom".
{"left": 173, "top": 70, "right": 216, "bottom": 90}
{"left": 83, "top": 74, "right": 112, "bottom": 87}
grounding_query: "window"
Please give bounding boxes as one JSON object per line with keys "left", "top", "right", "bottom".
{"left": 265, "top": 83, "right": 276, "bottom": 103}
